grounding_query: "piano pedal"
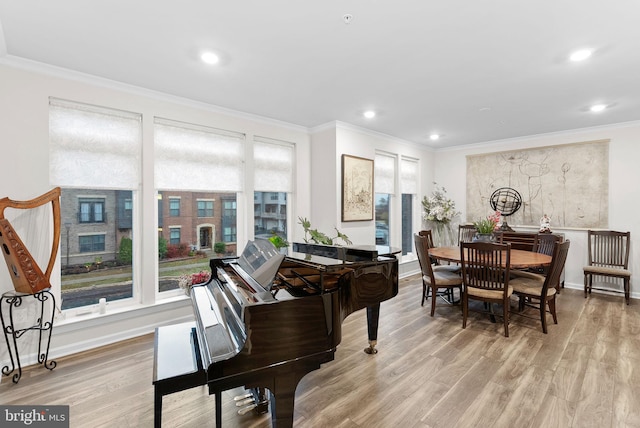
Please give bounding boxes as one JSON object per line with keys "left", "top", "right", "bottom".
{"left": 235, "top": 397, "right": 255, "bottom": 407}
{"left": 238, "top": 404, "right": 257, "bottom": 415}
{"left": 233, "top": 393, "right": 252, "bottom": 402}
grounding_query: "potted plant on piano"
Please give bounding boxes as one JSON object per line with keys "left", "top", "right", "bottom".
{"left": 298, "top": 217, "right": 352, "bottom": 246}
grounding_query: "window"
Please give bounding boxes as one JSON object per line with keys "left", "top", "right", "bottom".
{"left": 374, "top": 153, "right": 396, "bottom": 246}
{"left": 401, "top": 194, "right": 412, "bottom": 254}
{"left": 169, "top": 198, "right": 180, "bottom": 216}
{"left": 79, "top": 234, "right": 106, "bottom": 252}
{"left": 50, "top": 99, "right": 141, "bottom": 312}
{"left": 222, "top": 199, "right": 237, "bottom": 242}
{"left": 169, "top": 227, "right": 181, "bottom": 245}
{"left": 254, "top": 192, "right": 287, "bottom": 238}
{"left": 401, "top": 158, "right": 419, "bottom": 256}
{"left": 375, "top": 194, "right": 390, "bottom": 246}
{"left": 197, "top": 200, "right": 214, "bottom": 217}
{"left": 79, "top": 198, "right": 105, "bottom": 223}
{"left": 253, "top": 137, "right": 293, "bottom": 245}
{"left": 154, "top": 118, "right": 244, "bottom": 293}
{"left": 223, "top": 226, "right": 236, "bottom": 242}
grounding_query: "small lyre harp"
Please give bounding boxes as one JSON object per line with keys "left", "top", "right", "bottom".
{"left": 0, "top": 187, "right": 61, "bottom": 294}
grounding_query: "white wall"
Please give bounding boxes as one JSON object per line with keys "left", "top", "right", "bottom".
{"left": 432, "top": 122, "right": 640, "bottom": 296}
{"left": 308, "top": 122, "right": 435, "bottom": 247}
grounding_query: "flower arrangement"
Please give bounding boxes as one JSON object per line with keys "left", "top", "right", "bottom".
{"left": 422, "top": 183, "right": 460, "bottom": 224}
{"left": 178, "top": 270, "right": 212, "bottom": 295}
{"left": 473, "top": 211, "right": 502, "bottom": 234}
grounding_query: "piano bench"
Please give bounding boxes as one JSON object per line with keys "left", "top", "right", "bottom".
{"left": 153, "top": 322, "right": 207, "bottom": 428}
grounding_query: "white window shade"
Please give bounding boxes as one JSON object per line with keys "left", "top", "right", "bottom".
{"left": 375, "top": 153, "right": 396, "bottom": 194}
{"left": 401, "top": 158, "right": 419, "bottom": 194}
{"left": 253, "top": 137, "right": 294, "bottom": 192}
{"left": 49, "top": 98, "right": 141, "bottom": 189}
{"left": 154, "top": 118, "right": 245, "bottom": 192}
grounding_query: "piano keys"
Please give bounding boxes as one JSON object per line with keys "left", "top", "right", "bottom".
{"left": 153, "top": 240, "right": 398, "bottom": 427}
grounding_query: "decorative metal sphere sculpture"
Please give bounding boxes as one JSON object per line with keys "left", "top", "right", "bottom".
{"left": 489, "top": 187, "right": 522, "bottom": 231}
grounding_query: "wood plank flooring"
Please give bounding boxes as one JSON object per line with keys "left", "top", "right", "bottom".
{"left": 2, "top": 274, "right": 639, "bottom": 428}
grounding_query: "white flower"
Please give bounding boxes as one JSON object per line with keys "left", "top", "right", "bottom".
{"left": 422, "top": 183, "right": 460, "bottom": 224}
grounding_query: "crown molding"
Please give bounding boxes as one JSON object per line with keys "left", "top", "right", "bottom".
{"left": 0, "top": 55, "right": 309, "bottom": 134}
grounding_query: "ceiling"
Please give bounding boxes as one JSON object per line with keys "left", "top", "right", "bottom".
{"left": 1, "top": 1, "right": 639, "bottom": 148}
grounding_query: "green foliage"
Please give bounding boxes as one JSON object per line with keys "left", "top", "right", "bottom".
{"left": 158, "top": 236, "right": 168, "bottom": 259}
{"left": 422, "top": 183, "right": 460, "bottom": 224}
{"left": 118, "top": 237, "right": 133, "bottom": 264}
{"left": 268, "top": 233, "right": 289, "bottom": 249}
{"left": 473, "top": 212, "right": 501, "bottom": 234}
{"left": 214, "top": 242, "right": 226, "bottom": 254}
{"left": 298, "top": 217, "right": 352, "bottom": 246}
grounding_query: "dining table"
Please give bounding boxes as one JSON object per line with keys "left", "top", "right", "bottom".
{"left": 428, "top": 246, "right": 552, "bottom": 269}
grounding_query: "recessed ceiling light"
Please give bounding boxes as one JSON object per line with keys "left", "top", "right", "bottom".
{"left": 590, "top": 104, "right": 607, "bottom": 112}
{"left": 570, "top": 49, "right": 592, "bottom": 62}
{"left": 429, "top": 134, "right": 440, "bottom": 141}
{"left": 363, "top": 110, "right": 376, "bottom": 119}
{"left": 200, "top": 51, "right": 220, "bottom": 65}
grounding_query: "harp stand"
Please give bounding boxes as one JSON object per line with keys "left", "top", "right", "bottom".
{"left": 1, "top": 289, "right": 57, "bottom": 383}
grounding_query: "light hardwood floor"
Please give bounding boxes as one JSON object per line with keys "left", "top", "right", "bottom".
{"left": 2, "top": 274, "right": 639, "bottom": 428}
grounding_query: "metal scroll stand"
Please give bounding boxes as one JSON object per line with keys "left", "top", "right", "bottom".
{"left": 1, "top": 289, "right": 57, "bottom": 383}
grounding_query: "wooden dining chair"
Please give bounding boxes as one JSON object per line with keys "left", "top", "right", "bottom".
{"left": 458, "top": 224, "right": 477, "bottom": 244}
{"left": 510, "top": 240, "right": 570, "bottom": 333}
{"left": 512, "top": 233, "right": 564, "bottom": 290}
{"left": 460, "top": 241, "right": 512, "bottom": 337}
{"left": 583, "top": 230, "right": 631, "bottom": 304}
{"left": 414, "top": 233, "right": 462, "bottom": 316}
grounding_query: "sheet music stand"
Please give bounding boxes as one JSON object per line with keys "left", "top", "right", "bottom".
{"left": 1, "top": 289, "right": 57, "bottom": 383}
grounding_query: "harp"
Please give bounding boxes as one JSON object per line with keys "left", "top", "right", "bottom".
{"left": 0, "top": 187, "right": 61, "bottom": 294}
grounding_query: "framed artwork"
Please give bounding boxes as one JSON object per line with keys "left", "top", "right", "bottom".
{"left": 466, "top": 139, "right": 609, "bottom": 228}
{"left": 341, "top": 154, "right": 374, "bottom": 222}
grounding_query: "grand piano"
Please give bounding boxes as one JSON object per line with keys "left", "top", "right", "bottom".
{"left": 153, "top": 240, "right": 399, "bottom": 427}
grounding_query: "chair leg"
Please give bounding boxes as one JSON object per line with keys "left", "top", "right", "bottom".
{"left": 503, "top": 302, "right": 509, "bottom": 337}
{"left": 430, "top": 286, "right": 437, "bottom": 317}
{"left": 540, "top": 299, "right": 548, "bottom": 334}
{"left": 548, "top": 296, "right": 558, "bottom": 324}
{"left": 421, "top": 281, "right": 427, "bottom": 306}
{"left": 462, "top": 293, "right": 468, "bottom": 329}
{"left": 625, "top": 278, "right": 630, "bottom": 305}
{"left": 584, "top": 274, "right": 589, "bottom": 298}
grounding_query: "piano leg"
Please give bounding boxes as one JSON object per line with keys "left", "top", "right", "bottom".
{"left": 364, "top": 303, "right": 380, "bottom": 354}
{"left": 154, "top": 390, "right": 162, "bottom": 428}
{"left": 268, "top": 371, "right": 299, "bottom": 428}
{"left": 215, "top": 393, "right": 222, "bottom": 428}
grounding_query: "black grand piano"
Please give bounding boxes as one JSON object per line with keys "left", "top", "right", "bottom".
{"left": 153, "top": 240, "right": 398, "bottom": 427}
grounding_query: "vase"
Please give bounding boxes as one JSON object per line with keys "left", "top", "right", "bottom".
{"left": 428, "top": 221, "right": 455, "bottom": 247}
{"left": 472, "top": 233, "right": 496, "bottom": 242}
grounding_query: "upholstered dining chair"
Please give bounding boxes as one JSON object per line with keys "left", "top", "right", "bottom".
{"left": 460, "top": 241, "right": 512, "bottom": 337}
{"left": 583, "top": 230, "right": 631, "bottom": 304}
{"left": 419, "top": 229, "right": 460, "bottom": 269}
{"left": 458, "top": 224, "right": 477, "bottom": 244}
{"left": 510, "top": 240, "right": 570, "bottom": 334}
{"left": 414, "top": 233, "right": 463, "bottom": 316}
{"left": 512, "top": 233, "right": 564, "bottom": 290}
{"left": 533, "top": 233, "right": 562, "bottom": 256}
